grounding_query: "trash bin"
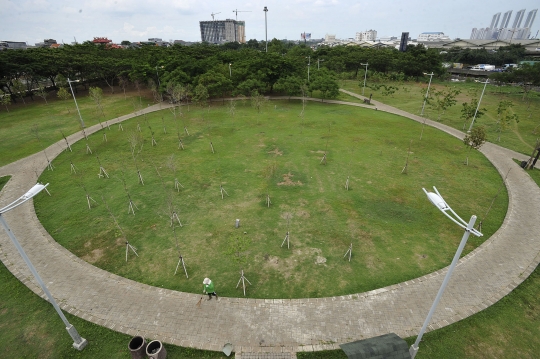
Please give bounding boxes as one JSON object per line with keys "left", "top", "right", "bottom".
{"left": 128, "top": 336, "right": 147, "bottom": 359}
{"left": 146, "top": 340, "right": 167, "bottom": 359}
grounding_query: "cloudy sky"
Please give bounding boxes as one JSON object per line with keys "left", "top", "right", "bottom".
{"left": 1, "top": 0, "right": 539, "bottom": 45}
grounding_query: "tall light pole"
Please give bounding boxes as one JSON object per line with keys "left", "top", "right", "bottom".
{"left": 409, "top": 186, "right": 482, "bottom": 359}
{"left": 0, "top": 183, "right": 88, "bottom": 350}
{"left": 467, "top": 79, "right": 489, "bottom": 133}
{"left": 317, "top": 58, "right": 325, "bottom": 70}
{"left": 360, "top": 62, "right": 369, "bottom": 96}
{"left": 263, "top": 6, "right": 268, "bottom": 52}
{"left": 306, "top": 56, "right": 311, "bottom": 82}
{"left": 420, "top": 72, "right": 434, "bottom": 116}
{"left": 155, "top": 65, "right": 163, "bottom": 88}
{"left": 67, "top": 78, "right": 85, "bottom": 128}
{"left": 229, "top": 63, "right": 232, "bottom": 78}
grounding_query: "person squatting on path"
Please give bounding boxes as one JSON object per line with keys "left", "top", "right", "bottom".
{"left": 203, "top": 278, "right": 218, "bottom": 300}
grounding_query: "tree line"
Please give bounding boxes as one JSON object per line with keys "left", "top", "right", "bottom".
{"left": 0, "top": 41, "right": 447, "bottom": 105}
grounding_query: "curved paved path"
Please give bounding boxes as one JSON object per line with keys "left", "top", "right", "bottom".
{"left": 0, "top": 96, "right": 539, "bottom": 355}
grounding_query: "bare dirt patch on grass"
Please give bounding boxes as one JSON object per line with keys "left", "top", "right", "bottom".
{"left": 267, "top": 148, "right": 283, "bottom": 156}
{"left": 278, "top": 172, "right": 303, "bottom": 186}
{"left": 82, "top": 248, "right": 104, "bottom": 263}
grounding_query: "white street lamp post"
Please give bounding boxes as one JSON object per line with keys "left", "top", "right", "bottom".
{"left": 0, "top": 183, "right": 88, "bottom": 350}
{"left": 229, "top": 63, "right": 232, "bottom": 78}
{"left": 263, "top": 6, "right": 268, "bottom": 53}
{"left": 360, "top": 62, "right": 369, "bottom": 96}
{"left": 306, "top": 56, "right": 311, "bottom": 82}
{"left": 155, "top": 66, "right": 161, "bottom": 88}
{"left": 67, "top": 78, "right": 85, "bottom": 128}
{"left": 409, "top": 186, "right": 482, "bottom": 359}
{"left": 467, "top": 79, "right": 489, "bottom": 133}
{"left": 317, "top": 58, "right": 324, "bottom": 70}
{"left": 420, "top": 72, "right": 434, "bottom": 116}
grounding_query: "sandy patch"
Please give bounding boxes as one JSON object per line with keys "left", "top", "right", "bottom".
{"left": 278, "top": 173, "right": 303, "bottom": 186}
{"left": 267, "top": 148, "right": 283, "bottom": 156}
{"left": 82, "top": 248, "right": 104, "bottom": 263}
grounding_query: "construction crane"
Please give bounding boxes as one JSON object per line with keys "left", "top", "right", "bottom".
{"left": 211, "top": 12, "right": 221, "bottom": 21}
{"left": 232, "top": 9, "right": 251, "bottom": 20}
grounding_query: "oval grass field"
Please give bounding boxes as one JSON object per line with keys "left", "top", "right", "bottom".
{"left": 35, "top": 100, "right": 507, "bottom": 299}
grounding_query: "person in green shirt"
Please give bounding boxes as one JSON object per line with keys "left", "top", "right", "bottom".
{"left": 203, "top": 277, "right": 218, "bottom": 300}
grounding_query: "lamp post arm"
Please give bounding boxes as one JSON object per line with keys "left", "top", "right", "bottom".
{"left": 410, "top": 215, "right": 477, "bottom": 358}
{"left": 0, "top": 183, "right": 49, "bottom": 213}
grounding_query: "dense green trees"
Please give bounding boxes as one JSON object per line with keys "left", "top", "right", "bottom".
{"left": 0, "top": 40, "right": 446, "bottom": 103}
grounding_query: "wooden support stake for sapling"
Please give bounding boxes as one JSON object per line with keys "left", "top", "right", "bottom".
{"left": 177, "top": 133, "right": 184, "bottom": 149}
{"left": 105, "top": 121, "right": 111, "bottom": 130}
{"left": 266, "top": 194, "right": 271, "bottom": 207}
{"left": 103, "top": 132, "right": 107, "bottom": 142}
{"left": 86, "top": 142, "right": 92, "bottom": 154}
{"left": 127, "top": 193, "right": 138, "bottom": 215}
{"left": 170, "top": 211, "right": 183, "bottom": 227}
{"left": 236, "top": 269, "right": 252, "bottom": 297}
{"left": 96, "top": 156, "right": 109, "bottom": 178}
{"left": 70, "top": 160, "right": 77, "bottom": 174}
{"left": 343, "top": 243, "right": 352, "bottom": 262}
{"left": 61, "top": 132, "right": 72, "bottom": 152}
{"left": 162, "top": 116, "right": 167, "bottom": 134}
{"left": 103, "top": 196, "right": 138, "bottom": 261}
{"left": 345, "top": 176, "right": 350, "bottom": 190}
{"left": 320, "top": 153, "right": 327, "bottom": 165}
{"left": 174, "top": 178, "right": 184, "bottom": 192}
{"left": 184, "top": 126, "right": 190, "bottom": 136}
{"left": 172, "top": 226, "right": 189, "bottom": 278}
{"left": 401, "top": 140, "right": 412, "bottom": 174}
{"left": 118, "top": 123, "right": 123, "bottom": 131}
{"left": 281, "top": 215, "right": 291, "bottom": 249}
{"left": 210, "top": 141, "right": 215, "bottom": 154}
{"left": 81, "top": 185, "right": 97, "bottom": 209}
{"left": 44, "top": 150, "right": 54, "bottom": 171}
{"left": 281, "top": 231, "right": 290, "bottom": 249}
{"left": 137, "top": 122, "right": 141, "bottom": 132}
{"left": 220, "top": 185, "right": 229, "bottom": 199}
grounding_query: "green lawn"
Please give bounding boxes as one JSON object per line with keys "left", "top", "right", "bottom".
{"left": 340, "top": 79, "right": 540, "bottom": 156}
{"left": 0, "top": 88, "right": 153, "bottom": 167}
{"left": 34, "top": 100, "right": 506, "bottom": 299}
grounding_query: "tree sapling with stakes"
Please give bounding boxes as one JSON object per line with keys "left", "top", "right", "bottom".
{"left": 103, "top": 196, "right": 138, "bottom": 261}
{"left": 226, "top": 235, "right": 252, "bottom": 296}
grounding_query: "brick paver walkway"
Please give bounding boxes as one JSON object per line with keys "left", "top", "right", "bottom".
{"left": 1, "top": 96, "right": 539, "bottom": 356}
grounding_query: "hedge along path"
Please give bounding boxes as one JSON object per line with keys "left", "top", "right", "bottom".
{"left": 0, "top": 96, "right": 539, "bottom": 355}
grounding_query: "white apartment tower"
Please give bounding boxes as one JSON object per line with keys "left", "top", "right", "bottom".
{"left": 355, "top": 30, "right": 377, "bottom": 41}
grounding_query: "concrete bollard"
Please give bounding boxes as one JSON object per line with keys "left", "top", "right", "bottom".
{"left": 128, "top": 336, "right": 147, "bottom": 359}
{"left": 235, "top": 219, "right": 240, "bottom": 228}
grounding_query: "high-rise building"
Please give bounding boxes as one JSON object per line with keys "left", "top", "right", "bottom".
{"left": 501, "top": 10, "right": 513, "bottom": 28}
{"left": 199, "top": 19, "right": 246, "bottom": 44}
{"left": 355, "top": 30, "right": 377, "bottom": 41}
{"left": 524, "top": 9, "right": 537, "bottom": 28}
{"left": 512, "top": 9, "right": 526, "bottom": 29}
{"left": 490, "top": 13, "right": 501, "bottom": 29}
{"left": 471, "top": 9, "right": 538, "bottom": 40}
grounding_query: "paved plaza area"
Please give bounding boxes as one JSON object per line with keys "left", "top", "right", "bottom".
{"left": 0, "top": 95, "right": 539, "bottom": 356}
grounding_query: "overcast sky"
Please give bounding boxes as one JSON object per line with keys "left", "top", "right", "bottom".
{"left": 1, "top": 0, "right": 539, "bottom": 45}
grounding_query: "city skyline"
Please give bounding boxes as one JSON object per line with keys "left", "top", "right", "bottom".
{"left": 1, "top": 0, "right": 539, "bottom": 45}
